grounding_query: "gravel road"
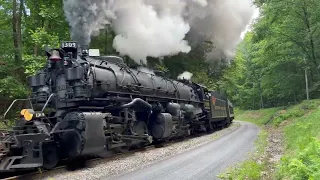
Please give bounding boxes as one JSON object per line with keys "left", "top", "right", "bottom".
{"left": 104, "top": 121, "right": 260, "bottom": 180}
{"left": 34, "top": 121, "right": 259, "bottom": 180}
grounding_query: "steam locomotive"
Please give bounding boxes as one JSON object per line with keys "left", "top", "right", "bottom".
{"left": 0, "top": 42, "right": 234, "bottom": 172}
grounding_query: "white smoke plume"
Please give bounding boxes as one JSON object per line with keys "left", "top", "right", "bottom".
{"left": 186, "top": 0, "right": 256, "bottom": 61}
{"left": 63, "top": 0, "right": 255, "bottom": 63}
{"left": 111, "top": 0, "right": 191, "bottom": 64}
{"left": 178, "top": 71, "right": 193, "bottom": 80}
{"left": 63, "top": 0, "right": 114, "bottom": 45}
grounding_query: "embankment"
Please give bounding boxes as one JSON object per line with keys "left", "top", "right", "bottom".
{"left": 220, "top": 99, "right": 320, "bottom": 180}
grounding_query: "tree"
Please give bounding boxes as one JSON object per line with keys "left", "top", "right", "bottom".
{"left": 12, "top": 0, "right": 22, "bottom": 63}
{"left": 221, "top": 0, "right": 320, "bottom": 110}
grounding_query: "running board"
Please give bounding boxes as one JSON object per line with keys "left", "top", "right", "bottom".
{"left": 0, "top": 156, "right": 42, "bottom": 171}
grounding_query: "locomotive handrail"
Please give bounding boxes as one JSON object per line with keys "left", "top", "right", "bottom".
{"left": 3, "top": 94, "right": 55, "bottom": 122}
{"left": 168, "top": 78, "right": 180, "bottom": 99}
{"left": 126, "top": 67, "right": 140, "bottom": 85}
{"left": 41, "top": 93, "right": 56, "bottom": 113}
{"left": 3, "top": 98, "right": 34, "bottom": 120}
{"left": 118, "top": 63, "right": 140, "bottom": 87}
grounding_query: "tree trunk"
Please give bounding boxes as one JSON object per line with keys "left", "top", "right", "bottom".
{"left": 33, "top": 0, "right": 41, "bottom": 56}
{"left": 12, "top": 0, "right": 23, "bottom": 61}
{"left": 12, "top": 0, "right": 20, "bottom": 63}
{"left": 18, "top": 0, "right": 23, "bottom": 51}
{"left": 301, "top": 4, "right": 319, "bottom": 76}
{"left": 12, "top": 0, "right": 25, "bottom": 82}
{"left": 259, "top": 82, "right": 264, "bottom": 109}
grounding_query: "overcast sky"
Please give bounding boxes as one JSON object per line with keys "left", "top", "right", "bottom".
{"left": 240, "top": 8, "right": 260, "bottom": 39}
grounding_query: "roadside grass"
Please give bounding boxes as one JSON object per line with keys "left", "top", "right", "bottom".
{"left": 275, "top": 100, "right": 320, "bottom": 179}
{"left": 272, "top": 99, "right": 320, "bottom": 126}
{"left": 220, "top": 99, "right": 320, "bottom": 180}
{"left": 235, "top": 107, "right": 280, "bottom": 126}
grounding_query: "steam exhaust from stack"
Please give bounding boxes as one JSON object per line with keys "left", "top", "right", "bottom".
{"left": 63, "top": 0, "right": 256, "bottom": 64}
{"left": 178, "top": 71, "right": 193, "bottom": 80}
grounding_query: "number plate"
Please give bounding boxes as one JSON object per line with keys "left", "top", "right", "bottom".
{"left": 61, "top": 42, "right": 77, "bottom": 48}
{"left": 35, "top": 112, "right": 45, "bottom": 118}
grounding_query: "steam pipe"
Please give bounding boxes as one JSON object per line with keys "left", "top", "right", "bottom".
{"left": 120, "top": 98, "right": 152, "bottom": 110}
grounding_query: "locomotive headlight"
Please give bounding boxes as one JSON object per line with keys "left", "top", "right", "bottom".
{"left": 20, "top": 109, "right": 35, "bottom": 121}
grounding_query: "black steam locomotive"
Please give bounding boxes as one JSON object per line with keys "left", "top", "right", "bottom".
{"left": 0, "top": 42, "right": 234, "bottom": 172}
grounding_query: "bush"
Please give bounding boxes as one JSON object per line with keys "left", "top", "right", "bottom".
{"left": 275, "top": 100, "right": 320, "bottom": 179}
{"left": 276, "top": 138, "right": 320, "bottom": 180}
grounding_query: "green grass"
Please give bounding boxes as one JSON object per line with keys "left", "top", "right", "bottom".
{"left": 275, "top": 100, "right": 320, "bottom": 179}
{"left": 235, "top": 107, "right": 280, "bottom": 126}
{"left": 272, "top": 99, "right": 320, "bottom": 126}
{"left": 218, "top": 130, "right": 268, "bottom": 180}
{"left": 236, "top": 99, "right": 320, "bottom": 127}
{"left": 220, "top": 99, "right": 320, "bottom": 180}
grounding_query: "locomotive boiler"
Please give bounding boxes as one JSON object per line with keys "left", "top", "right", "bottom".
{"left": 0, "top": 42, "right": 234, "bottom": 172}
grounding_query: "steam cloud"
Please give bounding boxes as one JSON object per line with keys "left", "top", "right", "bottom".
{"left": 178, "top": 71, "right": 193, "bottom": 80}
{"left": 63, "top": 0, "right": 113, "bottom": 45}
{"left": 63, "top": 0, "right": 255, "bottom": 63}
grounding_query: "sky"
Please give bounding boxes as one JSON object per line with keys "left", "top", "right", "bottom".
{"left": 240, "top": 7, "right": 260, "bottom": 39}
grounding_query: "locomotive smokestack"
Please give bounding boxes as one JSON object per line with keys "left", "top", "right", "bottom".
{"left": 80, "top": 45, "right": 89, "bottom": 57}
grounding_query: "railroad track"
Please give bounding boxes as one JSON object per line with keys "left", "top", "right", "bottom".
{"left": 1, "top": 144, "right": 156, "bottom": 180}
{"left": 0, "top": 127, "right": 228, "bottom": 180}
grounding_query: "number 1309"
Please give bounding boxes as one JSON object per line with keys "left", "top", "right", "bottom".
{"left": 61, "top": 42, "right": 77, "bottom": 48}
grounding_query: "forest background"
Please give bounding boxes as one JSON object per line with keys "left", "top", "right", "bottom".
{"left": 1, "top": 0, "right": 319, "bottom": 113}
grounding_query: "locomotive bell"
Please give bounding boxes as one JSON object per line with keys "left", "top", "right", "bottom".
{"left": 49, "top": 50, "right": 62, "bottom": 61}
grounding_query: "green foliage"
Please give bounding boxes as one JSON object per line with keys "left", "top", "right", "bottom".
{"left": 277, "top": 138, "right": 320, "bottom": 180}
{"left": 273, "top": 109, "right": 305, "bottom": 126}
{"left": 222, "top": 0, "right": 320, "bottom": 110}
{"left": 279, "top": 102, "right": 320, "bottom": 150}
{"left": 154, "top": 63, "right": 169, "bottom": 72}
{"left": 227, "top": 100, "right": 320, "bottom": 180}
{"left": 192, "top": 70, "right": 217, "bottom": 90}
{"left": 219, "top": 160, "right": 263, "bottom": 180}
{"left": 274, "top": 100, "right": 320, "bottom": 180}
{"left": 23, "top": 55, "right": 46, "bottom": 76}
{"left": 29, "top": 28, "right": 60, "bottom": 49}
{"left": 0, "top": 0, "right": 68, "bottom": 101}
{"left": 273, "top": 99, "right": 320, "bottom": 126}
{"left": 236, "top": 100, "right": 320, "bottom": 127}
{"left": 0, "top": 76, "right": 29, "bottom": 99}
